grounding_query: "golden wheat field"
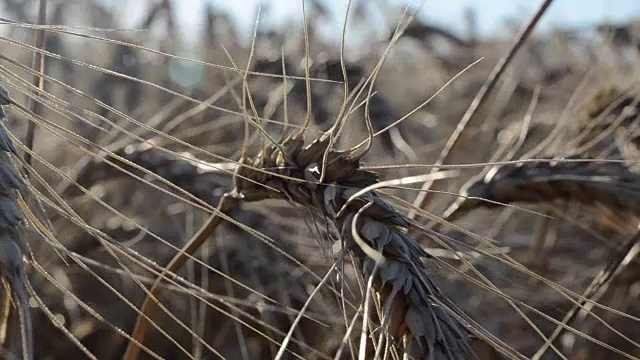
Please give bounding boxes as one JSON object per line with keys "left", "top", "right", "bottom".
{"left": 0, "top": 0, "right": 639, "bottom": 359}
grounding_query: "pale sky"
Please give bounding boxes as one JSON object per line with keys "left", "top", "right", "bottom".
{"left": 104, "top": 0, "right": 640, "bottom": 46}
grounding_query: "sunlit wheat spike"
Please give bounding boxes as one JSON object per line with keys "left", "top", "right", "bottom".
{"left": 234, "top": 134, "right": 473, "bottom": 359}
{"left": 443, "top": 157, "right": 640, "bottom": 222}
{"left": 0, "top": 88, "right": 33, "bottom": 360}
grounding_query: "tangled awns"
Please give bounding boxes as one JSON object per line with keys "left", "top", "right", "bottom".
{"left": 1, "top": 0, "right": 640, "bottom": 359}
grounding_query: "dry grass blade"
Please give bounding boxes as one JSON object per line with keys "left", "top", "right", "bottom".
{"left": 533, "top": 230, "right": 640, "bottom": 359}
{"left": 70, "top": 140, "right": 230, "bottom": 206}
{"left": 572, "top": 85, "right": 640, "bottom": 157}
{"left": 409, "top": 0, "right": 554, "bottom": 219}
{"left": 23, "top": 0, "right": 47, "bottom": 169}
{"left": 123, "top": 193, "right": 239, "bottom": 360}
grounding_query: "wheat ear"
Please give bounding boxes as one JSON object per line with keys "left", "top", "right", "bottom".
{"left": 443, "top": 157, "right": 640, "bottom": 222}
{"left": 0, "top": 88, "right": 33, "bottom": 360}
{"left": 233, "top": 133, "right": 472, "bottom": 359}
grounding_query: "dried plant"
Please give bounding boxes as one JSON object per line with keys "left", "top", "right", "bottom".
{"left": 230, "top": 133, "right": 475, "bottom": 359}
{"left": 443, "top": 157, "right": 640, "bottom": 222}
{"left": 70, "top": 141, "right": 229, "bottom": 206}
{"left": 1, "top": 0, "right": 640, "bottom": 359}
{"left": 0, "top": 89, "right": 33, "bottom": 360}
{"left": 573, "top": 85, "right": 640, "bottom": 158}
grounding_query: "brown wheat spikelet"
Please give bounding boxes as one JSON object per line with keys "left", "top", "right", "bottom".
{"left": 233, "top": 132, "right": 473, "bottom": 359}
{"left": 443, "top": 157, "right": 640, "bottom": 223}
{"left": 0, "top": 88, "right": 33, "bottom": 360}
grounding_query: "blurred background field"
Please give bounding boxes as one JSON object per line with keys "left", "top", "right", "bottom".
{"left": 1, "top": 0, "right": 640, "bottom": 359}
